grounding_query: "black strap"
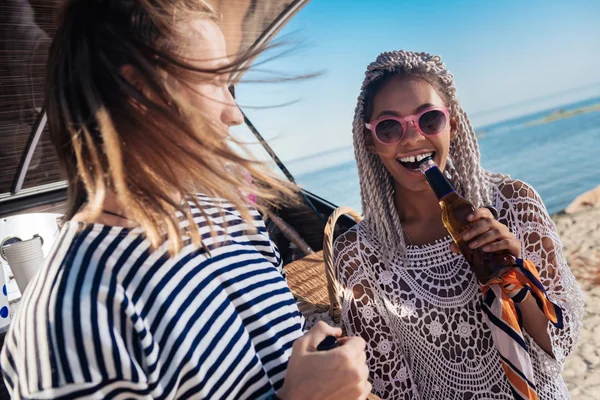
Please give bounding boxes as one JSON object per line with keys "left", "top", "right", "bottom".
{"left": 102, "top": 209, "right": 129, "bottom": 220}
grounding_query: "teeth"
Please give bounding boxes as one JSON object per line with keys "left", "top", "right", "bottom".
{"left": 398, "top": 152, "right": 432, "bottom": 163}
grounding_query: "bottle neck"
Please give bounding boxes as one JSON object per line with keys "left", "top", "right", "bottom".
{"left": 419, "top": 159, "right": 456, "bottom": 200}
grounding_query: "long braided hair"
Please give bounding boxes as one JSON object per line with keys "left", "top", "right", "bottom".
{"left": 353, "top": 50, "right": 506, "bottom": 259}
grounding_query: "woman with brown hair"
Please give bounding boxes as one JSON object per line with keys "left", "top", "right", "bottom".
{"left": 0, "top": 1, "right": 371, "bottom": 399}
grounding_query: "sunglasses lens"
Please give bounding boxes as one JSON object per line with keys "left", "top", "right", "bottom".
{"left": 375, "top": 119, "right": 404, "bottom": 143}
{"left": 419, "top": 110, "right": 447, "bottom": 135}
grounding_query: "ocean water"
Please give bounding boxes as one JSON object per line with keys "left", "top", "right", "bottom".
{"left": 289, "top": 97, "right": 600, "bottom": 215}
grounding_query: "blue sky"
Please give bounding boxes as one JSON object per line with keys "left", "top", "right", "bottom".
{"left": 231, "top": 0, "right": 600, "bottom": 165}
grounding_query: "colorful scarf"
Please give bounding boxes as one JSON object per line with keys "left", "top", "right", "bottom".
{"left": 480, "top": 259, "right": 563, "bottom": 400}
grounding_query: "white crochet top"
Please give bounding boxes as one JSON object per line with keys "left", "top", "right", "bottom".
{"left": 333, "top": 180, "right": 584, "bottom": 399}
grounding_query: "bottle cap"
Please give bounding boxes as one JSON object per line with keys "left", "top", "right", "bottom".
{"left": 418, "top": 156, "right": 436, "bottom": 174}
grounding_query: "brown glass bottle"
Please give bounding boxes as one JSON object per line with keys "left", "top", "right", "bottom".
{"left": 418, "top": 157, "right": 515, "bottom": 284}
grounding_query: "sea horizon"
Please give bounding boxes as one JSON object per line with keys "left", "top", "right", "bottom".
{"left": 288, "top": 95, "right": 600, "bottom": 214}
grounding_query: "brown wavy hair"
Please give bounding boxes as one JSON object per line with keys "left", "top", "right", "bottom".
{"left": 47, "top": 0, "right": 298, "bottom": 254}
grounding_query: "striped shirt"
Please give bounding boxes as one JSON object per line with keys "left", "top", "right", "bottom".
{"left": 1, "top": 195, "right": 305, "bottom": 399}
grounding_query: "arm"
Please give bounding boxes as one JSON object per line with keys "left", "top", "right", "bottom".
{"left": 518, "top": 293, "right": 554, "bottom": 354}
{"left": 333, "top": 228, "right": 417, "bottom": 399}
{"left": 457, "top": 180, "right": 583, "bottom": 362}
{"left": 1, "top": 295, "right": 151, "bottom": 399}
{"left": 276, "top": 322, "right": 371, "bottom": 400}
{"left": 501, "top": 180, "right": 584, "bottom": 370}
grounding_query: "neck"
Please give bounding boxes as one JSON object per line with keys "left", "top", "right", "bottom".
{"left": 101, "top": 188, "right": 184, "bottom": 217}
{"left": 102, "top": 192, "right": 130, "bottom": 218}
{"left": 72, "top": 190, "right": 135, "bottom": 226}
{"left": 393, "top": 181, "right": 442, "bottom": 223}
{"left": 73, "top": 188, "right": 183, "bottom": 226}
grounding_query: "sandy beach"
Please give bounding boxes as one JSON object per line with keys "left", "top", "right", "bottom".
{"left": 553, "top": 206, "right": 600, "bottom": 399}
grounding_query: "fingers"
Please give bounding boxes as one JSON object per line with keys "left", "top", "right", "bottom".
{"left": 466, "top": 207, "right": 495, "bottom": 222}
{"left": 459, "top": 208, "right": 522, "bottom": 258}
{"left": 350, "top": 363, "right": 370, "bottom": 397}
{"left": 337, "top": 336, "right": 351, "bottom": 344}
{"left": 468, "top": 227, "right": 503, "bottom": 249}
{"left": 302, "top": 321, "right": 342, "bottom": 349}
{"left": 347, "top": 365, "right": 371, "bottom": 400}
{"left": 361, "top": 381, "right": 374, "bottom": 399}
{"left": 336, "top": 337, "right": 367, "bottom": 364}
{"left": 355, "top": 344, "right": 367, "bottom": 365}
{"left": 337, "top": 336, "right": 367, "bottom": 357}
{"left": 357, "top": 361, "right": 369, "bottom": 379}
{"left": 333, "top": 337, "right": 369, "bottom": 399}
{"left": 481, "top": 238, "right": 520, "bottom": 255}
{"left": 461, "top": 217, "right": 496, "bottom": 241}
{"left": 450, "top": 242, "right": 460, "bottom": 254}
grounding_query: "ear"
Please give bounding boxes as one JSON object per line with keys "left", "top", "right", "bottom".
{"left": 121, "top": 65, "right": 146, "bottom": 93}
{"left": 449, "top": 117, "right": 458, "bottom": 141}
{"left": 365, "top": 131, "right": 377, "bottom": 154}
{"left": 121, "top": 65, "right": 153, "bottom": 112}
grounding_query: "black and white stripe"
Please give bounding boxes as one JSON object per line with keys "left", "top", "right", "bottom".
{"left": 1, "top": 195, "right": 303, "bottom": 399}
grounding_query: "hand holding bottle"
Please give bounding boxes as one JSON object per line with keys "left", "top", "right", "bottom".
{"left": 449, "top": 207, "right": 522, "bottom": 259}
{"left": 418, "top": 157, "right": 516, "bottom": 284}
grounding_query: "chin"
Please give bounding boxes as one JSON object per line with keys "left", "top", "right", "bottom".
{"left": 398, "top": 178, "right": 430, "bottom": 193}
{"left": 388, "top": 169, "right": 427, "bottom": 192}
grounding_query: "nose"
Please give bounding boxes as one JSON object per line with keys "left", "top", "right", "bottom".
{"left": 399, "top": 119, "right": 425, "bottom": 147}
{"left": 221, "top": 87, "right": 244, "bottom": 127}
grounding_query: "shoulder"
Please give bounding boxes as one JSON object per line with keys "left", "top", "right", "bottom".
{"left": 23, "top": 222, "right": 122, "bottom": 308}
{"left": 333, "top": 220, "right": 383, "bottom": 260}
{"left": 193, "top": 194, "right": 268, "bottom": 234}
{"left": 332, "top": 224, "right": 367, "bottom": 283}
{"left": 2, "top": 223, "right": 137, "bottom": 395}
{"left": 495, "top": 178, "right": 542, "bottom": 203}
{"left": 193, "top": 194, "right": 280, "bottom": 268}
{"left": 333, "top": 225, "right": 359, "bottom": 254}
{"left": 493, "top": 178, "right": 549, "bottom": 216}
{"left": 12, "top": 221, "right": 134, "bottom": 329}
{"left": 492, "top": 178, "right": 561, "bottom": 248}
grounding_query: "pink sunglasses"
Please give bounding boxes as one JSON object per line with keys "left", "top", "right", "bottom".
{"left": 365, "top": 106, "right": 450, "bottom": 145}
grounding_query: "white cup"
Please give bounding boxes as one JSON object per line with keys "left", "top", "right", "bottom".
{"left": 3, "top": 237, "right": 44, "bottom": 293}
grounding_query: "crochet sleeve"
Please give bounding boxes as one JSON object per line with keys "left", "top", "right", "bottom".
{"left": 496, "top": 179, "right": 584, "bottom": 393}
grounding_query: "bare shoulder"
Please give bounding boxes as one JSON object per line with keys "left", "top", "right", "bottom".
{"left": 496, "top": 178, "right": 540, "bottom": 202}
{"left": 494, "top": 178, "right": 555, "bottom": 232}
{"left": 333, "top": 225, "right": 359, "bottom": 253}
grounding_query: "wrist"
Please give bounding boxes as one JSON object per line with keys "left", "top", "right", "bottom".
{"left": 275, "top": 385, "right": 291, "bottom": 400}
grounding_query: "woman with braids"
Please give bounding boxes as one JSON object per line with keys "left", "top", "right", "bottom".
{"left": 0, "top": 1, "right": 372, "bottom": 399}
{"left": 333, "top": 50, "right": 584, "bottom": 399}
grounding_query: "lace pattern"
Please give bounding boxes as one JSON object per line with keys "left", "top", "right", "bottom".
{"left": 333, "top": 180, "right": 584, "bottom": 399}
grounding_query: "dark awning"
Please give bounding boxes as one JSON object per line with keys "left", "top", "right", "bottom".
{"left": 0, "top": 0, "right": 309, "bottom": 205}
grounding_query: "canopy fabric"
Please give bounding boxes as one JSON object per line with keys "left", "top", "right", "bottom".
{"left": 0, "top": 0, "right": 308, "bottom": 201}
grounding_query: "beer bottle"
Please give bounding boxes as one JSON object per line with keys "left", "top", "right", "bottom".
{"left": 418, "top": 157, "right": 514, "bottom": 284}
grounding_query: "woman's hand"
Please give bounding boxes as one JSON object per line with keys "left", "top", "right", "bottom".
{"left": 450, "top": 207, "right": 522, "bottom": 259}
{"left": 450, "top": 209, "right": 555, "bottom": 355}
{"left": 277, "top": 321, "right": 372, "bottom": 400}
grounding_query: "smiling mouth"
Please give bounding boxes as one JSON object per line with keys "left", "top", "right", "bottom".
{"left": 396, "top": 151, "right": 436, "bottom": 171}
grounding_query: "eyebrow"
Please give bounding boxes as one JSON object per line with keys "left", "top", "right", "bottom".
{"left": 375, "top": 103, "right": 437, "bottom": 119}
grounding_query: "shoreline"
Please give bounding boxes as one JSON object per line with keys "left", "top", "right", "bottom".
{"left": 552, "top": 206, "right": 600, "bottom": 398}
{"left": 528, "top": 103, "right": 600, "bottom": 126}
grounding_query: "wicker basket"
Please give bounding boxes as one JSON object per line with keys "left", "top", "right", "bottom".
{"left": 285, "top": 206, "right": 362, "bottom": 326}
{"left": 285, "top": 207, "right": 380, "bottom": 400}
